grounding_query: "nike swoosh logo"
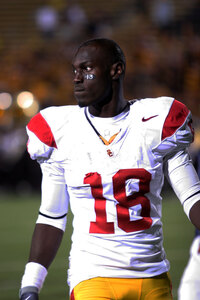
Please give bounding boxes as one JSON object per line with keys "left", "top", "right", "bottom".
{"left": 142, "top": 115, "right": 158, "bottom": 122}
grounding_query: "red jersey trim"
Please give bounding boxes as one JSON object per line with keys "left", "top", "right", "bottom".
{"left": 27, "top": 113, "right": 57, "bottom": 148}
{"left": 162, "top": 100, "right": 190, "bottom": 141}
{"left": 70, "top": 289, "right": 75, "bottom": 300}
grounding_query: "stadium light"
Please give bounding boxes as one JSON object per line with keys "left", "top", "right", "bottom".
{"left": 17, "top": 91, "right": 34, "bottom": 109}
{"left": 0, "top": 92, "right": 13, "bottom": 110}
{"left": 23, "top": 99, "right": 39, "bottom": 117}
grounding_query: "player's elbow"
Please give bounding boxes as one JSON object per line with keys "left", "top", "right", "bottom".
{"left": 189, "top": 200, "right": 200, "bottom": 230}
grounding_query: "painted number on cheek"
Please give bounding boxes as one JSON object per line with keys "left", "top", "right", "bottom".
{"left": 84, "top": 169, "right": 152, "bottom": 234}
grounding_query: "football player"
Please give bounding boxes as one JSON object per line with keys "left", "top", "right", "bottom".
{"left": 178, "top": 150, "right": 200, "bottom": 300}
{"left": 19, "top": 38, "right": 200, "bottom": 300}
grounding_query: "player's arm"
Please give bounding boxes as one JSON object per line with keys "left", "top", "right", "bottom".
{"left": 19, "top": 224, "right": 64, "bottom": 300}
{"left": 20, "top": 162, "right": 69, "bottom": 299}
{"left": 165, "top": 149, "right": 200, "bottom": 230}
{"left": 189, "top": 200, "right": 200, "bottom": 229}
{"left": 159, "top": 99, "right": 200, "bottom": 228}
{"left": 28, "top": 223, "right": 64, "bottom": 267}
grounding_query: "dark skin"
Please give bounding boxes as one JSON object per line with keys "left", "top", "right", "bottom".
{"left": 28, "top": 224, "right": 63, "bottom": 268}
{"left": 28, "top": 44, "right": 128, "bottom": 268}
{"left": 189, "top": 200, "right": 200, "bottom": 229}
{"left": 28, "top": 43, "right": 200, "bottom": 271}
{"left": 72, "top": 44, "right": 127, "bottom": 117}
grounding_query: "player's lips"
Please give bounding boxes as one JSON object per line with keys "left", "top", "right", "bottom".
{"left": 74, "top": 86, "right": 85, "bottom": 93}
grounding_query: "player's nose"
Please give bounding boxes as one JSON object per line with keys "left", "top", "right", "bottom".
{"left": 73, "top": 70, "right": 84, "bottom": 83}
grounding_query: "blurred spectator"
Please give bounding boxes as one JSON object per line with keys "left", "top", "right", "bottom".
{"left": 66, "top": 2, "right": 87, "bottom": 25}
{"left": 148, "top": 0, "right": 175, "bottom": 29}
{"left": 58, "top": 1, "right": 88, "bottom": 41}
{"left": 35, "top": 4, "right": 59, "bottom": 39}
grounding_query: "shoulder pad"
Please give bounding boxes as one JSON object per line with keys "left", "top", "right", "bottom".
{"left": 162, "top": 99, "right": 193, "bottom": 141}
{"left": 153, "top": 99, "right": 194, "bottom": 155}
{"left": 26, "top": 111, "right": 57, "bottom": 162}
{"left": 27, "top": 112, "right": 57, "bottom": 148}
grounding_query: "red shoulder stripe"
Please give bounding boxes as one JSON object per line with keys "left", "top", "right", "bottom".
{"left": 27, "top": 112, "right": 57, "bottom": 148}
{"left": 162, "top": 100, "right": 190, "bottom": 141}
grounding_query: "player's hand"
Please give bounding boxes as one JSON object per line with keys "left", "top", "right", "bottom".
{"left": 20, "top": 292, "right": 39, "bottom": 300}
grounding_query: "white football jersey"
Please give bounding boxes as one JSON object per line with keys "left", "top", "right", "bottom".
{"left": 26, "top": 97, "right": 200, "bottom": 292}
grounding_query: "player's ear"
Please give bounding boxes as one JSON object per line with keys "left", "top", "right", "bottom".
{"left": 110, "top": 62, "right": 124, "bottom": 80}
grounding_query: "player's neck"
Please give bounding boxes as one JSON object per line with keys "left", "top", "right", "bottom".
{"left": 89, "top": 82, "right": 128, "bottom": 118}
{"left": 89, "top": 99, "right": 128, "bottom": 117}
{"left": 89, "top": 88, "right": 128, "bottom": 118}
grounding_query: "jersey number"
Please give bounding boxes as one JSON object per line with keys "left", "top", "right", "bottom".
{"left": 84, "top": 169, "right": 152, "bottom": 234}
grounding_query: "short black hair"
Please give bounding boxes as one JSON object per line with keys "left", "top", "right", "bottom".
{"left": 77, "top": 38, "right": 126, "bottom": 73}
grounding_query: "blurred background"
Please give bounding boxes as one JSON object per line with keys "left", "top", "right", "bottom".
{"left": 0, "top": 0, "right": 200, "bottom": 193}
{"left": 0, "top": 1, "right": 200, "bottom": 299}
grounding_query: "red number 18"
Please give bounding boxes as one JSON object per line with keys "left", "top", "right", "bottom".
{"left": 84, "top": 169, "right": 152, "bottom": 234}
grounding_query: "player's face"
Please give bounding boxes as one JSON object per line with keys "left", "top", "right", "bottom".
{"left": 72, "top": 45, "right": 113, "bottom": 108}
